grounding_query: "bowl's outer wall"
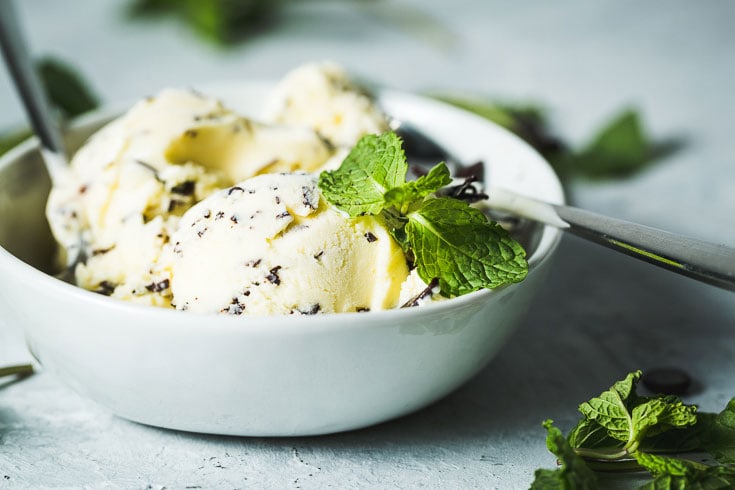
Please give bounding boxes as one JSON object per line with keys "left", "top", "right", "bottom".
{"left": 0, "top": 85, "right": 563, "bottom": 436}
{"left": 9, "top": 255, "right": 551, "bottom": 436}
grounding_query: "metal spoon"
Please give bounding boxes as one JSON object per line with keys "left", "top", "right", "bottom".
{"left": 0, "top": 0, "right": 84, "bottom": 281}
{"left": 394, "top": 121, "right": 735, "bottom": 292}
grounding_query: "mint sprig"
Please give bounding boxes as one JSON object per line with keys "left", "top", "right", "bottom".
{"left": 530, "top": 371, "right": 735, "bottom": 490}
{"left": 575, "top": 370, "right": 697, "bottom": 457}
{"left": 318, "top": 132, "right": 528, "bottom": 297}
{"left": 530, "top": 420, "right": 598, "bottom": 490}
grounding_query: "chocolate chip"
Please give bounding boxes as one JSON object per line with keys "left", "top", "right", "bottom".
{"left": 642, "top": 368, "right": 693, "bottom": 396}
{"left": 364, "top": 232, "right": 377, "bottom": 243}
{"left": 223, "top": 301, "right": 244, "bottom": 315}
{"left": 265, "top": 266, "right": 282, "bottom": 285}
{"left": 145, "top": 279, "right": 170, "bottom": 293}
{"left": 96, "top": 280, "right": 116, "bottom": 296}
{"left": 401, "top": 278, "right": 439, "bottom": 308}
{"left": 300, "top": 304, "right": 321, "bottom": 315}
{"left": 171, "top": 180, "right": 195, "bottom": 196}
{"left": 91, "top": 246, "right": 115, "bottom": 256}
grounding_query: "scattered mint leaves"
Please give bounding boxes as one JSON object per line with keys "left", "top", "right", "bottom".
{"left": 569, "top": 109, "right": 650, "bottom": 179}
{"left": 126, "top": 0, "right": 278, "bottom": 46}
{"left": 0, "top": 128, "right": 32, "bottom": 157}
{"left": 699, "top": 398, "right": 735, "bottom": 464}
{"left": 37, "top": 57, "right": 99, "bottom": 119}
{"left": 635, "top": 453, "right": 735, "bottom": 490}
{"left": 530, "top": 420, "right": 598, "bottom": 490}
{"left": 577, "top": 370, "right": 697, "bottom": 455}
{"left": 530, "top": 372, "right": 735, "bottom": 490}
{"left": 430, "top": 94, "right": 683, "bottom": 181}
{"left": 127, "top": 0, "right": 447, "bottom": 48}
{"left": 318, "top": 131, "right": 528, "bottom": 298}
{"left": 0, "top": 57, "right": 99, "bottom": 159}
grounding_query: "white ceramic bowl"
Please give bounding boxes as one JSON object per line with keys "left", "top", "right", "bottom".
{"left": 0, "top": 84, "right": 564, "bottom": 436}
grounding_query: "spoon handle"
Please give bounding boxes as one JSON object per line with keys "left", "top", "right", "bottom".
{"left": 488, "top": 189, "right": 735, "bottom": 291}
{"left": 0, "top": 0, "right": 67, "bottom": 180}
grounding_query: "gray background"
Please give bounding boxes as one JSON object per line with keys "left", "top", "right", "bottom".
{"left": 1, "top": 1, "right": 734, "bottom": 488}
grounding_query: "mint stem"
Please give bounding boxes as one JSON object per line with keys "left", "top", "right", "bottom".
{"left": 0, "top": 363, "right": 34, "bottom": 379}
{"left": 583, "top": 458, "right": 644, "bottom": 473}
{"left": 573, "top": 447, "right": 629, "bottom": 461}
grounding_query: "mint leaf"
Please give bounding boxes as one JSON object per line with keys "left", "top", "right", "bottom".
{"left": 635, "top": 453, "right": 735, "bottom": 490}
{"left": 577, "top": 372, "right": 697, "bottom": 453}
{"left": 0, "top": 128, "right": 32, "bottom": 157}
{"left": 38, "top": 57, "right": 99, "bottom": 119}
{"left": 571, "top": 109, "right": 648, "bottom": 178}
{"left": 699, "top": 398, "right": 735, "bottom": 464}
{"left": 384, "top": 161, "right": 451, "bottom": 212}
{"left": 578, "top": 371, "right": 642, "bottom": 443}
{"left": 567, "top": 418, "right": 623, "bottom": 452}
{"left": 432, "top": 93, "right": 684, "bottom": 182}
{"left": 427, "top": 94, "right": 564, "bottom": 158}
{"left": 530, "top": 420, "right": 598, "bottom": 490}
{"left": 629, "top": 396, "right": 697, "bottom": 450}
{"left": 405, "top": 197, "right": 528, "bottom": 296}
{"left": 637, "top": 421, "right": 707, "bottom": 454}
{"left": 319, "top": 132, "right": 408, "bottom": 217}
{"left": 2, "top": 57, "right": 99, "bottom": 159}
{"left": 126, "top": 0, "right": 276, "bottom": 46}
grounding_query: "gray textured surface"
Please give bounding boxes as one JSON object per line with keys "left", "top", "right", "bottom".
{"left": 1, "top": 1, "right": 734, "bottom": 488}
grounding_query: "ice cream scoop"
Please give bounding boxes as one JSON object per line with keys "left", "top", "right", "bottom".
{"left": 42, "top": 63, "right": 435, "bottom": 310}
{"left": 156, "top": 173, "right": 420, "bottom": 315}
{"left": 45, "top": 89, "right": 336, "bottom": 304}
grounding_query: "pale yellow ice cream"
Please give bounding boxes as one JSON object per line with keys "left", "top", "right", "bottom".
{"left": 156, "top": 173, "right": 412, "bottom": 315}
{"left": 46, "top": 88, "right": 334, "bottom": 305}
{"left": 45, "top": 62, "right": 434, "bottom": 313}
{"left": 263, "top": 61, "right": 390, "bottom": 148}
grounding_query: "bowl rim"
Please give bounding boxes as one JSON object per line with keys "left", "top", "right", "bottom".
{"left": 0, "top": 81, "right": 565, "bottom": 333}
